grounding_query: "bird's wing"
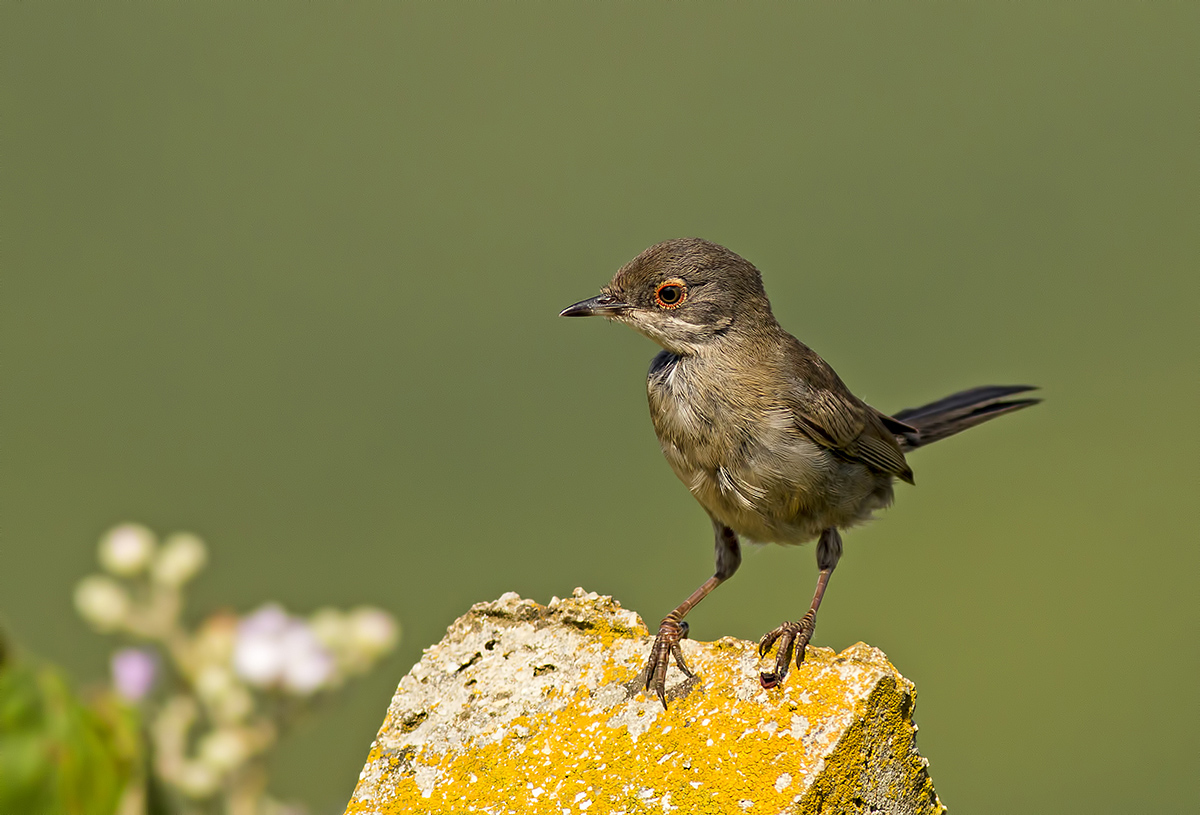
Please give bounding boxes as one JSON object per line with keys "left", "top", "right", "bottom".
{"left": 785, "top": 345, "right": 915, "bottom": 484}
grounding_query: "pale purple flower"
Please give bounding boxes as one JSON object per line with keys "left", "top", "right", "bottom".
{"left": 238, "top": 603, "right": 290, "bottom": 637}
{"left": 232, "top": 603, "right": 334, "bottom": 694}
{"left": 111, "top": 648, "right": 158, "bottom": 701}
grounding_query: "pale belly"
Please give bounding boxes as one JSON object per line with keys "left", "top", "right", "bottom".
{"left": 647, "top": 353, "right": 894, "bottom": 544}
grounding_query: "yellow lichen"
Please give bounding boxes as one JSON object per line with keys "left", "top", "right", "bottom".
{"left": 345, "top": 593, "right": 943, "bottom": 815}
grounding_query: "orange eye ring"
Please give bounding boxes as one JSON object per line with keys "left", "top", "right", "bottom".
{"left": 654, "top": 280, "right": 687, "bottom": 309}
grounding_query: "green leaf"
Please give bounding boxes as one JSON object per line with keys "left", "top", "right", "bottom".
{"left": 0, "top": 652, "right": 140, "bottom": 815}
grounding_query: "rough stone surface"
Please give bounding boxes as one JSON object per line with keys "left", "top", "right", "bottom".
{"left": 345, "top": 589, "right": 945, "bottom": 815}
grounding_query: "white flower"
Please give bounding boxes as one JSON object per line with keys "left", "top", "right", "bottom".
{"left": 279, "top": 621, "right": 334, "bottom": 694}
{"left": 232, "top": 605, "right": 289, "bottom": 686}
{"left": 152, "top": 532, "right": 207, "bottom": 586}
{"left": 98, "top": 523, "right": 156, "bottom": 576}
{"left": 74, "top": 575, "right": 131, "bottom": 632}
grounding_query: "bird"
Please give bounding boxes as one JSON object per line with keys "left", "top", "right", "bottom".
{"left": 560, "top": 237, "right": 1039, "bottom": 708}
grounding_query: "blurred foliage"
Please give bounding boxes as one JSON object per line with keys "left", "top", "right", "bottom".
{"left": 0, "top": 635, "right": 138, "bottom": 815}
{"left": 0, "top": 517, "right": 400, "bottom": 815}
{"left": 70, "top": 524, "right": 399, "bottom": 815}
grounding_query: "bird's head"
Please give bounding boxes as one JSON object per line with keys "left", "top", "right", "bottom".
{"left": 560, "top": 238, "right": 775, "bottom": 355}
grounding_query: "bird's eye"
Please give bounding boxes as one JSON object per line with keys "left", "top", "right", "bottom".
{"left": 654, "top": 281, "right": 687, "bottom": 309}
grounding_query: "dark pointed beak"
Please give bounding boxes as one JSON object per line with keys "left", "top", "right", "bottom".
{"left": 559, "top": 293, "right": 632, "bottom": 317}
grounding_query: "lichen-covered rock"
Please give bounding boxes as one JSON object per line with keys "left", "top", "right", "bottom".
{"left": 345, "top": 589, "right": 944, "bottom": 815}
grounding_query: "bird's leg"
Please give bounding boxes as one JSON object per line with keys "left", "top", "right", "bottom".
{"left": 645, "top": 521, "right": 741, "bottom": 709}
{"left": 758, "top": 527, "right": 842, "bottom": 688}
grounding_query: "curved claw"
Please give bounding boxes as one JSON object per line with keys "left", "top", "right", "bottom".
{"left": 757, "top": 613, "right": 816, "bottom": 689}
{"left": 670, "top": 641, "right": 692, "bottom": 675}
{"left": 645, "top": 617, "right": 691, "bottom": 709}
{"left": 757, "top": 626, "right": 784, "bottom": 658}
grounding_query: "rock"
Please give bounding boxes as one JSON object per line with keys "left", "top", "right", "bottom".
{"left": 344, "top": 589, "right": 945, "bottom": 815}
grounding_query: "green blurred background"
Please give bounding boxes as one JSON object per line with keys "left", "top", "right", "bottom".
{"left": 3, "top": 3, "right": 1197, "bottom": 812}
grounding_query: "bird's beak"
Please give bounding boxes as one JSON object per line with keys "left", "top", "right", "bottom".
{"left": 559, "top": 293, "right": 632, "bottom": 318}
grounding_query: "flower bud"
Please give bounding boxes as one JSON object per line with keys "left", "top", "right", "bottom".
{"left": 152, "top": 532, "right": 208, "bottom": 586}
{"left": 194, "top": 665, "right": 235, "bottom": 702}
{"left": 98, "top": 523, "right": 156, "bottom": 577}
{"left": 194, "top": 612, "right": 237, "bottom": 667}
{"left": 74, "top": 575, "right": 131, "bottom": 632}
{"left": 308, "top": 607, "right": 346, "bottom": 648}
{"left": 347, "top": 607, "right": 400, "bottom": 660}
{"left": 198, "top": 728, "right": 249, "bottom": 774}
{"left": 175, "top": 762, "right": 220, "bottom": 799}
{"left": 213, "top": 684, "right": 254, "bottom": 723}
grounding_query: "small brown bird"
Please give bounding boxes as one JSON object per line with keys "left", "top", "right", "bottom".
{"left": 561, "top": 238, "right": 1038, "bottom": 708}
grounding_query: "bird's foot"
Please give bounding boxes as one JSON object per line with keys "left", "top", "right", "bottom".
{"left": 757, "top": 611, "right": 815, "bottom": 689}
{"left": 644, "top": 616, "right": 692, "bottom": 709}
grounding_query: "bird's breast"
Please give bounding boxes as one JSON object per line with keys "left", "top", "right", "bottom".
{"left": 646, "top": 352, "right": 879, "bottom": 543}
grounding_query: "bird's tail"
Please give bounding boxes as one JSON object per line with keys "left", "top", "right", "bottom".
{"left": 887, "top": 385, "right": 1040, "bottom": 452}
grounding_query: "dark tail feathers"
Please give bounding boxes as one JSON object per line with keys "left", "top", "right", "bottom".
{"left": 887, "top": 385, "right": 1040, "bottom": 452}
